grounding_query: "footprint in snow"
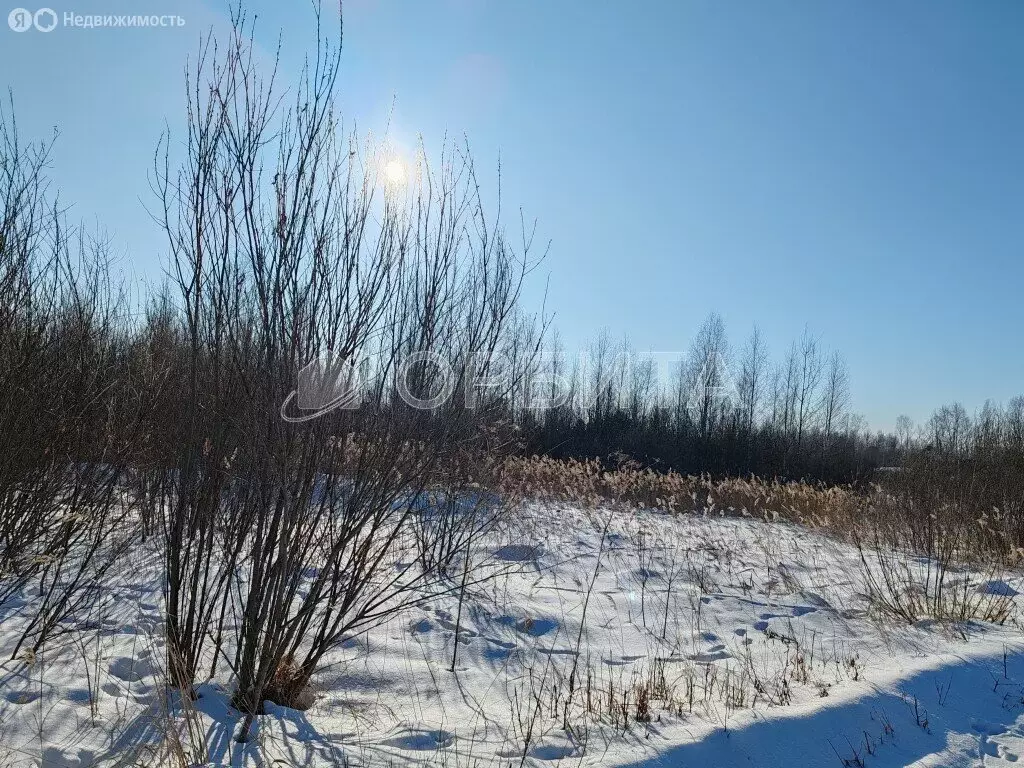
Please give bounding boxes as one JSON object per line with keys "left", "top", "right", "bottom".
{"left": 67, "top": 689, "right": 92, "bottom": 704}
{"left": 382, "top": 729, "right": 455, "bottom": 751}
{"left": 755, "top": 612, "right": 783, "bottom": 631}
{"left": 975, "top": 721, "right": 1006, "bottom": 735}
{"left": 980, "top": 735, "right": 1019, "bottom": 762}
{"left": 602, "top": 655, "right": 643, "bottom": 666}
{"left": 40, "top": 748, "right": 94, "bottom": 768}
{"left": 796, "top": 591, "right": 834, "bottom": 609}
{"left": 109, "top": 656, "right": 153, "bottom": 683}
{"left": 4, "top": 689, "right": 40, "bottom": 704}
{"left": 688, "top": 647, "right": 732, "bottom": 663}
{"left": 515, "top": 617, "right": 558, "bottom": 637}
{"left": 530, "top": 743, "right": 576, "bottom": 760}
{"left": 435, "top": 616, "right": 478, "bottom": 637}
{"left": 485, "top": 636, "right": 517, "bottom": 649}
{"left": 483, "top": 644, "right": 515, "bottom": 662}
{"left": 494, "top": 544, "right": 543, "bottom": 562}
{"left": 977, "top": 580, "right": 1019, "bottom": 597}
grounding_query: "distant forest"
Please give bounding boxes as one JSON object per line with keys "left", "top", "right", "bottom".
{"left": 510, "top": 314, "right": 1024, "bottom": 486}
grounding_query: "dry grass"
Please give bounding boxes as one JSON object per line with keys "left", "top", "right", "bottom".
{"left": 491, "top": 454, "right": 860, "bottom": 528}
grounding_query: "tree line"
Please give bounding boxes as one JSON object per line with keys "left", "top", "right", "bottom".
{"left": 503, "top": 315, "right": 1023, "bottom": 486}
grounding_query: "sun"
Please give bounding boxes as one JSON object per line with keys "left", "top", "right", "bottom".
{"left": 384, "top": 158, "right": 406, "bottom": 187}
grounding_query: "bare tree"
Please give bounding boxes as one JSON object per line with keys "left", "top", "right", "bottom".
{"left": 928, "top": 403, "right": 971, "bottom": 455}
{"left": 684, "top": 312, "right": 731, "bottom": 439}
{"left": 628, "top": 353, "right": 657, "bottom": 423}
{"left": 895, "top": 414, "right": 915, "bottom": 452}
{"left": 1006, "top": 397, "right": 1024, "bottom": 452}
{"left": 821, "top": 350, "right": 850, "bottom": 444}
{"left": 587, "top": 329, "right": 614, "bottom": 422}
{"left": 736, "top": 325, "right": 768, "bottom": 437}
{"left": 794, "top": 327, "right": 824, "bottom": 450}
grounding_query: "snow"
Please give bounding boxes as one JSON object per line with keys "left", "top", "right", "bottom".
{"left": 3, "top": 501, "right": 1024, "bottom": 766}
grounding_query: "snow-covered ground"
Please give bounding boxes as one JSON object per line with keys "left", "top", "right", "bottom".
{"left": 3, "top": 501, "right": 1024, "bottom": 767}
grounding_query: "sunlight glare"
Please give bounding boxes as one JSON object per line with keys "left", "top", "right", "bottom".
{"left": 384, "top": 158, "right": 406, "bottom": 187}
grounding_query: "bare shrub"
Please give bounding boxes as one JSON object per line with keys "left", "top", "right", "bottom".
{"left": 148, "top": 8, "right": 542, "bottom": 719}
{"left": 853, "top": 455, "right": 1019, "bottom": 626}
{"left": 0, "top": 97, "right": 156, "bottom": 658}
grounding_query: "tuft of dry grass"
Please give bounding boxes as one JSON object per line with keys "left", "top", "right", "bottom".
{"left": 261, "top": 654, "right": 315, "bottom": 712}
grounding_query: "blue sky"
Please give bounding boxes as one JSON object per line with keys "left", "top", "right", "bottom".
{"left": 2, "top": 0, "right": 1022, "bottom": 431}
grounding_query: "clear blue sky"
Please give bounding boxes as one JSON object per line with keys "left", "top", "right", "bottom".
{"left": 2, "top": 0, "right": 1022, "bottom": 431}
